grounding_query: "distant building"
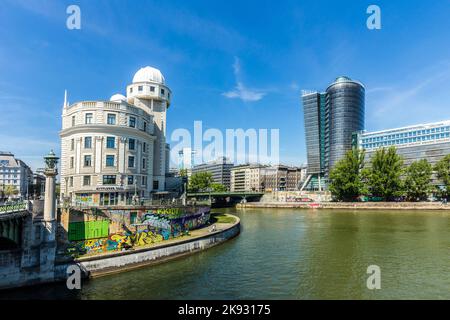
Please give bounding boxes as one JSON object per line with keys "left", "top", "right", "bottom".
{"left": 230, "top": 164, "right": 305, "bottom": 192}
{"left": 192, "top": 157, "right": 234, "bottom": 190}
{"left": 32, "top": 171, "right": 46, "bottom": 198}
{"left": 357, "top": 120, "right": 450, "bottom": 184}
{"left": 0, "top": 151, "right": 33, "bottom": 199}
{"left": 302, "top": 76, "right": 365, "bottom": 190}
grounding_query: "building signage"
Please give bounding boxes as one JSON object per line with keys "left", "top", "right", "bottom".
{"left": 96, "top": 186, "right": 125, "bottom": 191}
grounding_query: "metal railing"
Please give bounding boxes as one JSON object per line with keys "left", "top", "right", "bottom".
{"left": 0, "top": 201, "right": 28, "bottom": 214}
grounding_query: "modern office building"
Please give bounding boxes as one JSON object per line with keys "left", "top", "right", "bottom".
{"left": 230, "top": 164, "right": 305, "bottom": 192}
{"left": 357, "top": 120, "right": 450, "bottom": 174}
{"left": 0, "top": 151, "right": 33, "bottom": 200}
{"left": 301, "top": 76, "right": 365, "bottom": 190}
{"left": 192, "top": 157, "right": 234, "bottom": 190}
{"left": 60, "top": 66, "right": 171, "bottom": 206}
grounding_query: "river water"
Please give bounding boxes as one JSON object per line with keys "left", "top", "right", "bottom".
{"left": 2, "top": 208, "right": 450, "bottom": 299}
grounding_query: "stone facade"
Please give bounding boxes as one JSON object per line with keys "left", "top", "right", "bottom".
{"left": 60, "top": 67, "right": 171, "bottom": 206}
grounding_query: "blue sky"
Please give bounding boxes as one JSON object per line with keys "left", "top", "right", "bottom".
{"left": 1, "top": 0, "right": 450, "bottom": 170}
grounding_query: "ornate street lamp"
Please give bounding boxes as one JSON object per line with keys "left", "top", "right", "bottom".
{"left": 44, "top": 150, "right": 59, "bottom": 173}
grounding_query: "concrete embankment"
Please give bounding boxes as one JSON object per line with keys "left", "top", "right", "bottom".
{"left": 237, "top": 202, "right": 450, "bottom": 210}
{"left": 54, "top": 215, "right": 240, "bottom": 279}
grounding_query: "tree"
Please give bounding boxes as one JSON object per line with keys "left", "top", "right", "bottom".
{"left": 404, "top": 159, "right": 432, "bottom": 201}
{"left": 188, "top": 172, "right": 213, "bottom": 192}
{"left": 434, "top": 154, "right": 450, "bottom": 199}
{"left": 179, "top": 169, "right": 188, "bottom": 177}
{"left": 329, "top": 148, "right": 367, "bottom": 201}
{"left": 3, "top": 185, "right": 18, "bottom": 197}
{"left": 366, "top": 146, "right": 404, "bottom": 201}
{"left": 211, "top": 183, "right": 227, "bottom": 192}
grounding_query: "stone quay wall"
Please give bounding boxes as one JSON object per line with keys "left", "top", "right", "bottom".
{"left": 237, "top": 201, "right": 450, "bottom": 210}
{"left": 55, "top": 216, "right": 240, "bottom": 279}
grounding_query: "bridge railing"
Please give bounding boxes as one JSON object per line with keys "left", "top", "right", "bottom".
{"left": 0, "top": 201, "right": 29, "bottom": 215}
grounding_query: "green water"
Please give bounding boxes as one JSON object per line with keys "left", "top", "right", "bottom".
{"left": 3, "top": 208, "right": 450, "bottom": 299}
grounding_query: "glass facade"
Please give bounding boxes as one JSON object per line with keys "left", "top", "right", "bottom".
{"left": 302, "top": 92, "right": 322, "bottom": 175}
{"left": 302, "top": 76, "right": 365, "bottom": 186}
{"left": 358, "top": 121, "right": 450, "bottom": 170}
{"left": 325, "top": 77, "right": 365, "bottom": 171}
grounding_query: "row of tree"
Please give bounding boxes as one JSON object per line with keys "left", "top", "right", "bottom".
{"left": 186, "top": 172, "right": 228, "bottom": 193}
{"left": 329, "top": 146, "right": 450, "bottom": 201}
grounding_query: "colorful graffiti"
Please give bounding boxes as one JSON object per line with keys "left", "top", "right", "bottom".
{"left": 67, "top": 228, "right": 172, "bottom": 256}
{"left": 66, "top": 206, "right": 211, "bottom": 256}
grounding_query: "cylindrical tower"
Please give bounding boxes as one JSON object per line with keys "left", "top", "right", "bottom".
{"left": 127, "top": 67, "right": 171, "bottom": 191}
{"left": 325, "top": 76, "right": 365, "bottom": 171}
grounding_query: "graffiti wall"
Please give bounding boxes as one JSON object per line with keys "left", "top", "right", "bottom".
{"left": 66, "top": 206, "right": 211, "bottom": 256}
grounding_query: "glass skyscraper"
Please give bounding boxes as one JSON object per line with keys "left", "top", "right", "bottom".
{"left": 301, "top": 76, "right": 365, "bottom": 190}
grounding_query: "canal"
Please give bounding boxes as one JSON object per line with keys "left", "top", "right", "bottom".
{"left": 1, "top": 207, "right": 450, "bottom": 299}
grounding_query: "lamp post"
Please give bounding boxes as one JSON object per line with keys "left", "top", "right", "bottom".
{"left": 43, "top": 150, "right": 59, "bottom": 222}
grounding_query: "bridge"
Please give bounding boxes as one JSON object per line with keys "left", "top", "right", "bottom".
{"left": 0, "top": 202, "right": 30, "bottom": 250}
{"left": 187, "top": 191, "right": 264, "bottom": 206}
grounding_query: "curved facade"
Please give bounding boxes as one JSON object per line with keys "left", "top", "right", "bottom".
{"left": 60, "top": 66, "right": 171, "bottom": 206}
{"left": 301, "top": 76, "right": 364, "bottom": 190}
{"left": 325, "top": 77, "right": 365, "bottom": 171}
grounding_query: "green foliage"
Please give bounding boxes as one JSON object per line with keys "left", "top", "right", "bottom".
{"left": 366, "top": 147, "right": 404, "bottom": 201}
{"left": 2, "top": 185, "right": 18, "bottom": 197}
{"left": 188, "top": 172, "right": 213, "bottom": 192}
{"left": 404, "top": 159, "right": 432, "bottom": 201}
{"left": 434, "top": 154, "right": 450, "bottom": 199}
{"left": 329, "top": 148, "right": 367, "bottom": 201}
{"left": 211, "top": 183, "right": 227, "bottom": 192}
{"left": 179, "top": 169, "right": 188, "bottom": 177}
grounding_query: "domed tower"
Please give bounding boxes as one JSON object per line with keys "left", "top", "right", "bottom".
{"left": 127, "top": 66, "right": 171, "bottom": 191}
{"left": 325, "top": 76, "right": 365, "bottom": 171}
{"left": 59, "top": 66, "right": 171, "bottom": 207}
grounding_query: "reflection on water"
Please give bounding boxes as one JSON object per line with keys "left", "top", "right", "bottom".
{"left": 1, "top": 208, "right": 450, "bottom": 299}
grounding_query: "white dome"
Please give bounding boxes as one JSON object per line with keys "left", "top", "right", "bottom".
{"left": 110, "top": 93, "right": 127, "bottom": 102}
{"left": 132, "top": 66, "right": 165, "bottom": 84}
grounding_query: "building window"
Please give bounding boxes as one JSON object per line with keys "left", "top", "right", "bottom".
{"left": 138, "top": 85, "right": 143, "bottom": 92}
{"left": 161, "top": 88, "right": 165, "bottom": 95}
{"left": 70, "top": 157, "right": 74, "bottom": 169}
{"left": 69, "top": 177, "right": 73, "bottom": 187}
{"left": 83, "top": 176, "right": 91, "bottom": 186}
{"left": 142, "top": 158, "right": 146, "bottom": 169}
{"left": 103, "top": 175, "right": 116, "bottom": 185}
{"left": 129, "top": 116, "right": 136, "bottom": 128}
{"left": 143, "top": 142, "right": 147, "bottom": 152}
{"left": 84, "top": 155, "right": 92, "bottom": 167}
{"left": 150, "top": 86, "right": 155, "bottom": 92}
{"left": 85, "top": 113, "right": 93, "bottom": 124}
{"left": 71, "top": 139, "right": 75, "bottom": 151}
{"left": 129, "top": 138, "right": 135, "bottom": 150}
{"left": 153, "top": 180, "right": 159, "bottom": 190}
{"left": 107, "top": 114, "right": 116, "bottom": 125}
{"left": 128, "top": 156, "right": 135, "bottom": 168}
{"left": 106, "top": 155, "right": 115, "bottom": 167}
{"left": 129, "top": 87, "right": 133, "bottom": 93}
{"left": 143, "top": 122, "right": 147, "bottom": 132}
{"left": 106, "top": 137, "right": 115, "bottom": 148}
{"left": 128, "top": 175, "right": 134, "bottom": 185}
{"left": 84, "top": 137, "right": 92, "bottom": 149}
{"left": 142, "top": 176, "right": 147, "bottom": 186}
{"left": 72, "top": 116, "right": 75, "bottom": 126}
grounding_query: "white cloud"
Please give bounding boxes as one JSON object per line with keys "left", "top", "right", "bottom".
{"left": 222, "top": 57, "right": 267, "bottom": 102}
